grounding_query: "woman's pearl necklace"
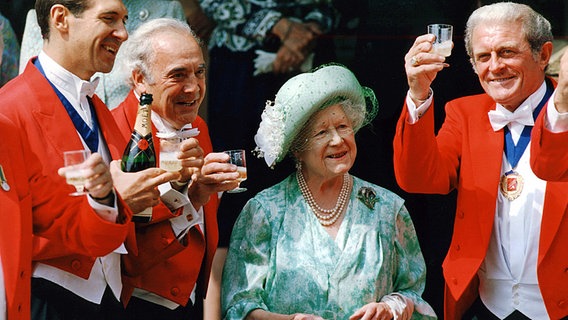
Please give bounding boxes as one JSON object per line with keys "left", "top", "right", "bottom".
{"left": 297, "top": 170, "right": 351, "bottom": 226}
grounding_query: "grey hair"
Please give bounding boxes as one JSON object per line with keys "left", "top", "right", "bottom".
{"left": 465, "top": 2, "right": 552, "bottom": 62}
{"left": 121, "top": 18, "right": 202, "bottom": 86}
{"left": 288, "top": 98, "right": 365, "bottom": 158}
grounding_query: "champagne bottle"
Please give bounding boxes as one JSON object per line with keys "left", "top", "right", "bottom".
{"left": 121, "top": 93, "right": 156, "bottom": 222}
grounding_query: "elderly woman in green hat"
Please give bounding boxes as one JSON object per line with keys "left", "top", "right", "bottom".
{"left": 221, "top": 64, "right": 437, "bottom": 320}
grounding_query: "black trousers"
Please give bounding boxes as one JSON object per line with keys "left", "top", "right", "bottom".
{"left": 124, "top": 296, "right": 203, "bottom": 320}
{"left": 31, "top": 278, "right": 126, "bottom": 320}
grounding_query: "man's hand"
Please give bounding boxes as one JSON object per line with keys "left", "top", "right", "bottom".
{"left": 110, "top": 160, "right": 179, "bottom": 214}
{"left": 58, "top": 153, "right": 114, "bottom": 205}
{"left": 173, "top": 137, "right": 204, "bottom": 187}
{"left": 188, "top": 152, "right": 240, "bottom": 209}
{"left": 404, "top": 34, "right": 449, "bottom": 105}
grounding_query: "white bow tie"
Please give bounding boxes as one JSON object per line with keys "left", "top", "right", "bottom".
{"left": 179, "top": 125, "right": 200, "bottom": 139}
{"left": 156, "top": 124, "right": 200, "bottom": 140}
{"left": 81, "top": 77, "right": 100, "bottom": 98}
{"left": 488, "top": 104, "right": 534, "bottom": 131}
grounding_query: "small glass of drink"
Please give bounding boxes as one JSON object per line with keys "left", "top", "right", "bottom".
{"left": 428, "top": 24, "right": 453, "bottom": 57}
{"left": 63, "top": 150, "right": 91, "bottom": 196}
{"left": 159, "top": 136, "right": 183, "bottom": 172}
{"left": 224, "top": 149, "right": 247, "bottom": 193}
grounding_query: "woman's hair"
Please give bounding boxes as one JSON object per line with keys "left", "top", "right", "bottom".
{"left": 121, "top": 18, "right": 202, "bottom": 86}
{"left": 465, "top": 2, "right": 552, "bottom": 61}
{"left": 35, "top": 0, "right": 91, "bottom": 39}
{"left": 288, "top": 98, "right": 365, "bottom": 156}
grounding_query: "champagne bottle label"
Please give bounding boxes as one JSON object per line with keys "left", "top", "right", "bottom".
{"left": 121, "top": 93, "right": 156, "bottom": 223}
{"left": 122, "top": 131, "right": 156, "bottom": 172}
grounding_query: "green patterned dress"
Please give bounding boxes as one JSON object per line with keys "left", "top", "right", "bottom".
{"left": 222, "top": 174, "right": 437, "bottom": 320}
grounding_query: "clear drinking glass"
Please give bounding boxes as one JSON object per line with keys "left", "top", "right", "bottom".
{"left": 224, "top": 149, "right": 247, "bottom": 193}
{"left": 159, "top": 137, "right": 183, "bottom": 172}
{"left": 63, "top": 150, "right": 91, "bottom": 196}
{"left": 428, "top": 24, "right": 453, "bottom": 57}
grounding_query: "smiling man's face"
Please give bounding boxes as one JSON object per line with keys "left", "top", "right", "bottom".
{"left": 471, "top": 20, "right": 549, "bottom": 111}
{"left": 137, "top": 30, "right": 206, "bottom": 129}
{"left": 67, "top": 0, "right": 128, "bottom": 79}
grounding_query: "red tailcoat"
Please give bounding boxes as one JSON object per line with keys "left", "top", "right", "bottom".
{"left": 393, "top": 92, "right": 568, "bottom": 319}
{"left": 0, "top": 115, "right": 130, "bottom": 319}
{"left": 112, "top": 90, "right": 219, "bottom": 306}
{"left": 0, "top": 59, "right": 137, "bottom": 279}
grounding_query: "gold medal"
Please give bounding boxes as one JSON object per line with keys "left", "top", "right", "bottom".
{"left": 0, "top": 165, "right": 10, "bottom": 192}
{"left": 500, "top": 170, "right": 523, "bottom": 200}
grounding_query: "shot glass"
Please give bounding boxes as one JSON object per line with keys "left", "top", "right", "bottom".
{"left": 428, "top": 24, "right": 453, "bottom": 57}
{"left": 224, "top": 149, "right": 247, "bottom": 193}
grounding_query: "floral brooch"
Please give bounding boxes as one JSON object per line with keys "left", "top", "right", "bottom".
{"left": 357, "top": 187, "right": 378, "bottom": 210}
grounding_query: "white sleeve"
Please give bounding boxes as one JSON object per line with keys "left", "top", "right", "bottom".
{"left": 405, "top": 89, "right": 434, "bottom": 124}
{"left": 380, "top": 293, "right": 414, "bottom": 320}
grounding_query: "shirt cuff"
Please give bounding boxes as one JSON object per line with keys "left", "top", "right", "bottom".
{"left": 170, "top": 202, "right": 204, "bottom": 239}
{"left": 545, "top": 91, "right": 568, "bottom": 133}
{"left": 87, "top": 191, "right": 118, "bottom": 223}
{"left": 158, "top": 181, "right": 190, "bottom": 212}
{"left": 380, "top": 293, "right": 414, "bottom": 320}
{"left": 405, "top": 89, "right": 433, "bottom": 124}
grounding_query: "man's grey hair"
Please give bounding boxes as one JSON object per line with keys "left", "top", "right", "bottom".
{"left": 465, "top": 2, "right": 553, "bottom": 62}
{"left": 121, "top": 18, "right": 202, "bottom": 86}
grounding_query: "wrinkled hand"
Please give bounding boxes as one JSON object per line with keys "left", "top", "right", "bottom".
{"left": 188, "top": 152, "right": 240, "bottom": 209}
{"left": 272, "top": 19, "right": 321, "bottom": 74}
{"left": 59, "top": 153, "right": 114, "bottom": 201}
{"left": 176, "top": 138, "right": 204, "bottom": 184}
{"left": 405, "top": 34, "right": 449, "bottom": 104}
{"left": 110, "top": 160, "right": 180, "bottom": 214}
{"left": 349, "top": 302, "right": 393, "bottom": 320}
{"left": 555, "top": 48, "right": 568, "bottom": 113}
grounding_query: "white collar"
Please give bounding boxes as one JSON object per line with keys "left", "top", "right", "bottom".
{"left": 37, "top": 51, "right": 100, "bottom": 102}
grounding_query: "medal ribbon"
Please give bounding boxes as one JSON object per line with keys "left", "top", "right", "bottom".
{"left": 33, "top": 59, "right": 100, "bottom": 153}
{"left": 503, "top": 78, "right": 553, "bottom": 170}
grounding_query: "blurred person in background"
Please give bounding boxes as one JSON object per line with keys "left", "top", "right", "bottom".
{"left": 0, "top": 12, "right": 19, "bottom": 87}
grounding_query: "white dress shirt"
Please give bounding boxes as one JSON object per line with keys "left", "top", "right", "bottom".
{"left": 130, "top": 107, "right": 205, "bottom": 309}
{"left": 32, "top": 51, "right": 126, "bottom": 304}
{"left": 406, "top": 82, "right": 549, "bottom": 319}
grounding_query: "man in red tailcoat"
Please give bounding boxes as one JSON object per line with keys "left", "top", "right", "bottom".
{"left": 393, "top": 3, "right": 568, "bottom": 319}
{"left": 112, "top": 18, "right": 240, "bottom": 319}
